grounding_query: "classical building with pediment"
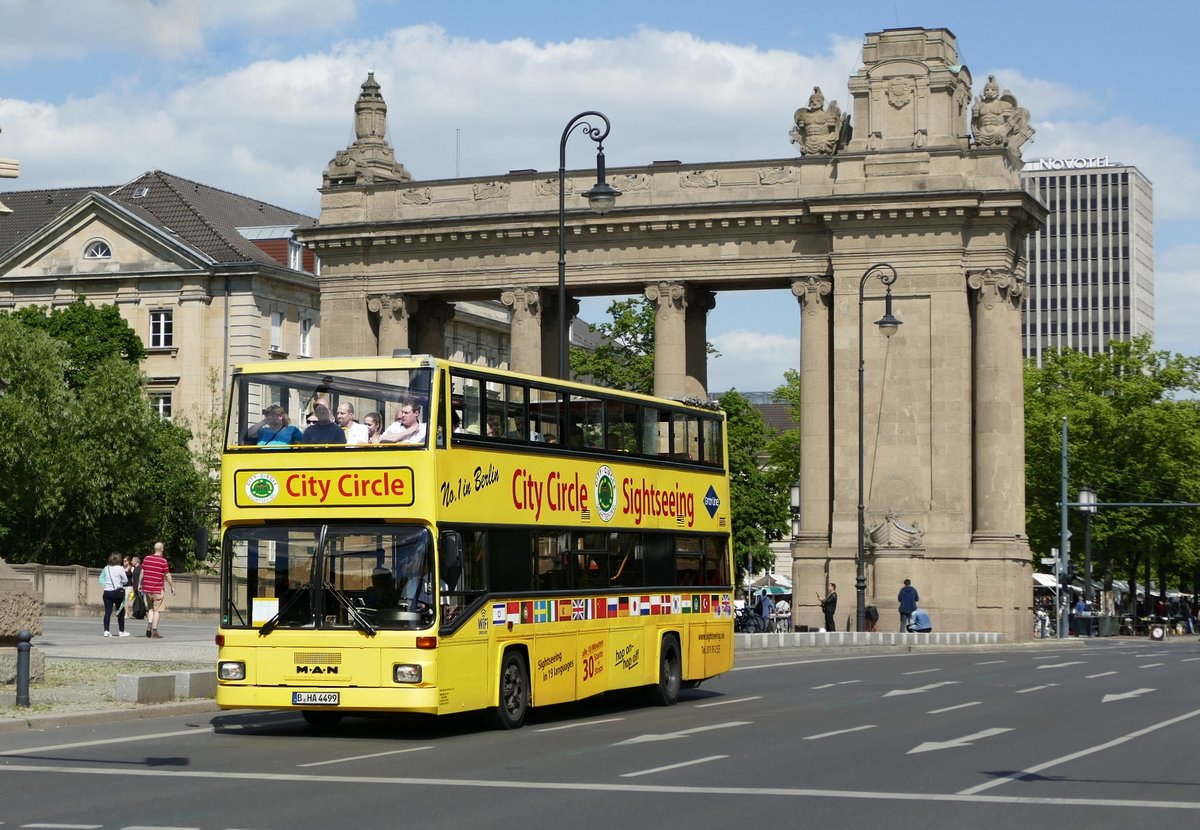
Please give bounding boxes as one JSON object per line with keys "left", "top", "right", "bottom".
{"left": 0, "top": 170, "right": 321, "bottom": 426}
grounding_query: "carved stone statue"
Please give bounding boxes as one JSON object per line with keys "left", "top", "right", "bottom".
{"left": 970, "top": 74, "right": 1033, "bottom": 152}
{"left": 790, "top": 87, "right": 850, "bottom": 156}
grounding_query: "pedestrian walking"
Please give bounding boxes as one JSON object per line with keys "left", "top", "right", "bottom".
{"left": 898, "top": 578, "right": 919, "bottom": 633}
{"left": 138, "top": 542, "right": 176, "bottom": 638}
{"left": 99, "top": 553, "right": 130, "bottom": 637}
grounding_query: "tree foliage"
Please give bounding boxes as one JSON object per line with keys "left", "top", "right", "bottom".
{"left": 0, "top": 306, "right": 209, "bottom": 568}
{"left": 719, "top": 390, "right": 789, "bottom": 583}
{"left": 569, "top": 298, "right": 657, "bottom": 394}
{"left": 1024, "top": 337, "right": 1200, "bottom": 593}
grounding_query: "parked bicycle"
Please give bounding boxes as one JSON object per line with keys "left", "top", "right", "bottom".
{"left": 735, "top": 606, "right": 765, "bottom": 633}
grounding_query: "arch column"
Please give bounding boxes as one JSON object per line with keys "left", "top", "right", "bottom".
{"left": 791, "top": 275, "right": 833, "bottom": 546}
{"left": 501, "top": 287, "right": 544, "bottom": 376}
{"left": 685, "top": 288, "right": 716, "bottom": 395}
{"left": 367, "top": 293, "right": 415, "bottom": 356}
{"left": 968, "top": 267, "right": 1027, "bottom": 542}
{"left": 413, "top": 299, "right": 453, "bottom": 358}
{"left": 646, "top": 281, "right": 709, "bottom": 398}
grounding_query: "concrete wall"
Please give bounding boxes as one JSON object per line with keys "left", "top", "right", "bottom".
{"left": 12, "top": 564, "right": 220, "bottom": 619}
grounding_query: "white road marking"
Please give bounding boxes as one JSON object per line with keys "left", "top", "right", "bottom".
{"left": 8, "top": 763, "right": 1200, "bottom": 810}
{"left": 0, "top": 727, "right": 208, "bottom": 756}
{"left": 1031, "top": 655, "right": 1063, "bottom": 660}
{"left": 974, "top": 660, "right": 1006, "bottom": 665}
{"left": 536, "top": 717, "right": 625, "bottom": 731}
{"left": 20, "top": 825, "right": 103, "bottom": 829}
{"left": 1135, "top": 652, "right": 1168, "bottom": 657}
{"left": 298, "top": 746, "right": 433, "bottom": 767}
{"left": 908, "top": 727, "right": 1012, "bottom": 755}
{"left": 1182, "top": 658, "right": 1200, "bottom": 662}
{"left": 927, "top": 702, "right": 982, "bottom": 714}
{"left": 883, "top": 681, "right": 960, "bottom": 697}
{"left": 811, "top": 680, "right": 861, "bottom": 689}
{"left": 959, "top": 706, "right": 1200, "bottom": 795}
{"left": 803, "top": 724, "right": 877, "bottom": 741}
{"left": 617, "top": 721, "right": 751, "bottom": 745}
{"left": 620, "top": 754, "right": 728, "bottom": 778}
{"left": 1036, "top": 661, "right": 1086, "bottom": 670}
{"left": 695, "top": 696, "right": 761, "bottom": 708}
{"left": 1015, "top": 684, "right": 1059, "bottom": 694}
{"left": 902, "top": 668, "right": 942, "bottom": 675}
{"left": 1139, "top": 663, "right": 1165, "bottom": 669}
{"left": 1086, "top": 671, "right": 1118, "bottom": 678}
{"left": 1102, "top": 688, "right": 1155, "bottom": 703}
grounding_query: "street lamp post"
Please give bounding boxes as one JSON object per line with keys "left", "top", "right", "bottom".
{"left": 557, "top": 111, "right": 620, "bottom": 380}
{"left": 856, "top": 263, "right": 902, "bottom": 632}
{"left": 1079, "top": 485, "right": 1097, "bottom": 605}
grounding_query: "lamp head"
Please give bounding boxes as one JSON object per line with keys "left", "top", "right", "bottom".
{"left": 875, "top": 311, "right": 902, "bottom": 338}
{"left": 583, "top": 181, "right": 620, "bottom": 214}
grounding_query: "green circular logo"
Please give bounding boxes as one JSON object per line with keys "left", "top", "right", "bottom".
{"left": 595, "top": 465, "right": 617, "bottom": 522}
{"left": 245, "top": 473, "right": 279, "bottom": 504}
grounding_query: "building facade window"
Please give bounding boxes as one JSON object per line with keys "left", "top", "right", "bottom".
{"left": 83, "top": 239, "right": 112, "bottom": 259}
{"left": 300, "top": 316, "right": 312, "bottom": 357}
{"left": 149, "top": 309, "right": 173, "bottom": 348}
{"left": 148, "top": 391, "right": 172, "bottom": 420}
{"left": 270, "top": 311, "right": 283, "bottom": 352}
{"left": 288, "top": 238, "right": 304, "bottom": 271}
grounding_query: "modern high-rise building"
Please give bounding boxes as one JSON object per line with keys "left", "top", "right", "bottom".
{"left": 1019, "top": 158, "right": 1154, "bottom": 364}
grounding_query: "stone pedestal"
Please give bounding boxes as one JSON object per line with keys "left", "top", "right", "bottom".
{"left": 0, "top": 558, "right": 44, "bottom": 683}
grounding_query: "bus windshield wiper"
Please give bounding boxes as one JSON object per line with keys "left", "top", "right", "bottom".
{"left": 324, "top": 580, "right": 377, "bottom": 637}
{"left": 258, "top": 583, "right": 312, "bottom": 637}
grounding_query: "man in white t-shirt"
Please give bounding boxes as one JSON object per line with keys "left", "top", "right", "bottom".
{"left": 381, "top": 399, "right": 427, "bottom": 444}
{"left": 336, "top": 402, "right": 371, "bottom": 445}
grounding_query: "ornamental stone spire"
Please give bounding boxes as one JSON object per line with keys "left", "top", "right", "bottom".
{"left": 323, "top": 72, "right": 413, "bottom": 188}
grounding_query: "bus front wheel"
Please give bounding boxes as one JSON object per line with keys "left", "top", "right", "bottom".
{"left": 645, "top": 635, "right": 681, "bottom": 706}
{"left": 494, "top": 650, "right": 529, "bottom": 729}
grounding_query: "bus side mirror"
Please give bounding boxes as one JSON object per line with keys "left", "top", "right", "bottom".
{"left": 439, "top": 530, "right": 462, "bottom": 572}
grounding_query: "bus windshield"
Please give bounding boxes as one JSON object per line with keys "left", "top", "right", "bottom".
{"left": 226, "top": 367, "right": 434, "bottom": 449}
{"left": 224, "top": 523, "right": 436, "bottom": 631}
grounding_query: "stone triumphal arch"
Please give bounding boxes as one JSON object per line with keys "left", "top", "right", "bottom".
{"left": 299, "top": 28, "right": 1047, "bottom": 637}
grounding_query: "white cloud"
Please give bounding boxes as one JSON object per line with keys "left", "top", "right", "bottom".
{"left": 709, "top": 329, "right": 799, "bottom": 394}
{"left": 0, "top": 0, "right": 359, "bottom": 64}
{"left": 1154, "top": 244, "right": 1200, "bottom": 357}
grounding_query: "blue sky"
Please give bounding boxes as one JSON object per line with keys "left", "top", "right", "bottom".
{"left": 2, "top": 0, "right": 1197, "bottom": 392}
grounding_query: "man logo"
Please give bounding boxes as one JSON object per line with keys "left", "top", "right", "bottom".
{"left": 246, "top": 473, "right": 279, "bottom": 504}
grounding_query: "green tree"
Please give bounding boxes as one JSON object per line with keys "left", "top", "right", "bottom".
{"left": 0, "top": 306, "right": 209, "bottom": 568}
{"left": 11, "top": 298, "right": 145, "bottom": 387}
{"left": 569, "top": 298, "right": 657, "bottom": 393}
{"left": 1024, "top": 337, "right": 1200, "bottom": 598}
{"left": 719, "top": 390, "right": 789, "bottom": 584}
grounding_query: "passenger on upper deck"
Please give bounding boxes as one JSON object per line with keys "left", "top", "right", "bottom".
{"left": 246, "top": 404, "right": 302, "bottom": 447}
{"left": 301, "top": 398, "right": 346, "bottom": 445}
{"left": 336, "top": 402, "right": 371, "bottom": 445}
{"left": 380, "top": 399, "right": 426, "bottom": 444}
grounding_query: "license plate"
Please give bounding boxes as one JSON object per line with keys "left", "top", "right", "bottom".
{"left": 293, "top": 692, "right": 339, "bottom": 706}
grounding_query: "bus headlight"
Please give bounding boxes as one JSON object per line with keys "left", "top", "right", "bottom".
{"left": 393, "top": 664, "right": 422, "bottom": 684}
{"left": 218, "top": 661, "right": 246, "bottom": 681}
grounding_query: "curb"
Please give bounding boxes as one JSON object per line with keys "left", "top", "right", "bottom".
{"left": 0, "top": 698, "right": 221, "bottom": 733}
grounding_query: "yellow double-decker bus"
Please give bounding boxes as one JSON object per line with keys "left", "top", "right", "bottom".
{"left": 215, "top": 355, "right": 733, "bottom": 729}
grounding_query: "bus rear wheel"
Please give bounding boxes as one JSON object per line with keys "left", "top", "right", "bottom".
{"left": 494, "top": 650, "right": 529, "bottom": 729}
{"left": 301, "top": 710, "right": 344, "bottom": 730}
{"left": 645, "top": 635, "right": 681, "bottom": 706}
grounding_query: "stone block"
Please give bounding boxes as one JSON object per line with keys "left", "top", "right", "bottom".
{"left": 175, "top": 670, "right": 216, "bottom": 699}
{"left": 115, "top": 672, "right": 177, "bottom": 703}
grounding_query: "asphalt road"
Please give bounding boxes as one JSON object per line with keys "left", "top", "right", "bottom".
{"left": 2, "top": 636, "right": 1197, "bottom": 828}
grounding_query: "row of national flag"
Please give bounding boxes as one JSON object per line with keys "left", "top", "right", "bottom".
{"left": 491, "top": 593, "right": 732, "bottom": 626}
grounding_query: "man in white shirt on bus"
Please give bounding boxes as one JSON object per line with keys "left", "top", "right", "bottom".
{"left": 336, "top": 402, "right": 371, "bottom": 445}
{"left": 380, "top": 399, "right": 426, "bottom": 444}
